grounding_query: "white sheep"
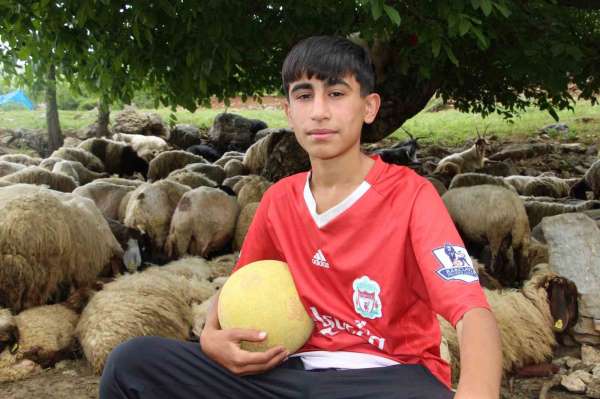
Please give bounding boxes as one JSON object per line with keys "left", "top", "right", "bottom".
{"left": 112, "top": 132, "right": 169, "bottom": 161}
{"left": 0, "top": 166, "right": 78, "bottom": 192}
{"left": 52, "top": 159, "right": 107, "bottom": 185}
{"left": 73, "top": 180, "right": 137, "bottom": 221}
{"left": 442, "top": 185, "right": 531, "bottom": 286}
{"left": 165, "top": 186, "right": 240, "bottom": 258}
{"left": 236, "top": 175, "right": 272, "bottom": 209}
{"left": 434, "top": 135, "right": 488, "bottom": 176}
{"left": 123, "top": 179, "right": 190, "bottom": 252}
{"left": 0, "top": 184, "right": 123, "bottom": 312}
{"left": 0, "top": 154, "right": 41, "bottom": 166}
{"left": 0, "top": 160, "right": 26, "bottom": 178}
{"left": 448, "top": 172, "right": 516, "bottom": 192}
{"left": 76, "top": 261, "right": 220, "bottom": 374}
{"left": 51, "top": 147, "right": 105, "bottom": 173}
{"left": 147, "top": 150, "right": 208, "bottom": 181}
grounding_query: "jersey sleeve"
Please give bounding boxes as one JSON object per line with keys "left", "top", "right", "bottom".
{"left": 233, "top": 187, "right": 285, "bottom": 272}
{"left": 408, "top": 181, "right": 490, "bottom": 327}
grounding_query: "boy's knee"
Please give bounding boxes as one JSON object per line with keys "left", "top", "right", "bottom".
{"left": 103, "top": 336, "right": 161, "bottom": 378}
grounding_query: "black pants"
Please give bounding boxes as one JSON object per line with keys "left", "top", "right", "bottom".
{"left": 99, "top": 336, "right": 454, "bottom": 399}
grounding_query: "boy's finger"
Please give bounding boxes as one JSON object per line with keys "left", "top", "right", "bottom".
{"left": 227, "top": 329, "right": 267, "bottom": 342}
{"left": 238, "top": 349, "right": 289, "bottom": 375}
{"left": 238, "top": 346, "right": 287, "bottom": 366}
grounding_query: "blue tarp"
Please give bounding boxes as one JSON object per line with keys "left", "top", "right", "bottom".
{"left": 0, "top": 89, "right": 34, "bottom": 110}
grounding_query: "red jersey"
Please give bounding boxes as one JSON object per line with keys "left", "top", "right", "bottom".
{"left": 234, "top": 155, "right": 489, "bottom": 387}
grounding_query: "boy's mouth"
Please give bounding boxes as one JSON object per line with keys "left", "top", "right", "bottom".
{"left": 308, "top": 129, "right": 337, "bottom": 139}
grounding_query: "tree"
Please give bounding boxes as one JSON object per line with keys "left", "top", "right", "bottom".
{"left": 1, "top": 1, "right": 598, "bottom": 143}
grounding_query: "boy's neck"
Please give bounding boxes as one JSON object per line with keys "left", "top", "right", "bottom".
{"left": 309, "top": 147, "right": 374, "bottom": 190}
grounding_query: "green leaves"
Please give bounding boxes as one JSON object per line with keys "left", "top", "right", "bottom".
{"left": 383, "top": 5, "right": 401, "bottom": 26}
{"left": 369, "top": 0, "right": 400, "bottom": 26}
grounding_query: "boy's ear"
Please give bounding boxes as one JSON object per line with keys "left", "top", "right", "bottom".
{"left": 283, "top": 100, "right": 293, "bottom": 129}
{"left": 363, "top": 93, "right": 381, "bottom": 125}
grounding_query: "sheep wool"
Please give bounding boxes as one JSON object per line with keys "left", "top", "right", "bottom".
{"left": 236, "top": 175, "right": 272, "bottom": 210}
{"left": 0, "top": 161, "right": 26, "bottom": 178}
{"left": 0, "top": 184, "right": 123, "bottom": 312}
{"left": 73, "top": 180, "right": 137, "bottom": 221}
{"left": 234, "top": 202, "right": 259, "bottom": 251}
{"left": 52, "top": 159, "right": 106, "bottom": 185}
{"left": 77, "top": 266, "right": 219, "bottom": 374}
{"left": 0, "top": 154, "right": 41, "bottom": 166}
{"left": 165, "top": 186, "right": 240, "bottom": 258}
{"left": 51, "top": 147, "right": 105, "bottom": 173}
{"left": 123, "top": 180, "right": 190, "bottom": 251}
{"left": 0, "top": 166, "right": 78, "bottom": 192}
{"left": 147, "top": 150, "right": 207, "bottom": 181}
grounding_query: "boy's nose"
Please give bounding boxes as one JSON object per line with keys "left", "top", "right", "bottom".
{"left": 310, "top": 93, "right": 331, "bottom": 121}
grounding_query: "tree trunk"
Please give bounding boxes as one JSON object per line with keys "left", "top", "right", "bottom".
{"left": 96, "top": 97, "right": 110, "bottom": 137}
{"left": 361, "top": 41, "right": 440, "bottom": 143}
{"left": 46, "top": 64, "right": 63, "bottom": 152}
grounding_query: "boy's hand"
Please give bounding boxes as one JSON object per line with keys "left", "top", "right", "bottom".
{"left": 200, "top": 326, "right": 289, "bottom": 376}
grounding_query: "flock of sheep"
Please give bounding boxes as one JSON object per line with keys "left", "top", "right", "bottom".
{"left": 0, "top": 109, "right": 595, "bottom": 389}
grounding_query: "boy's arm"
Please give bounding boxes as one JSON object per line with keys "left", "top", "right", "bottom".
{"left": 454, "top": 308, "right": 502, "bottom": 399}
{"left": 200, "top": 293, "right": 288, "bottom": 376}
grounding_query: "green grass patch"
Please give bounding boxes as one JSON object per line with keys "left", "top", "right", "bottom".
{"left": 1, "top": 100, "right": 599, "bottom": 146}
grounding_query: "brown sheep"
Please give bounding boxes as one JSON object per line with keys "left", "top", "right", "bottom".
{"left": 147, "top": 150, "right": 207, "bottom": 181}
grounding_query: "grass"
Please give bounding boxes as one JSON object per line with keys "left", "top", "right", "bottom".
{"left": 1, "top": 99, "right": 599, "bottom": 145}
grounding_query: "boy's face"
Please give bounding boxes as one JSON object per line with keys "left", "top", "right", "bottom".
{"left": 284, "top": 74, "right": 380, "bottom": 161}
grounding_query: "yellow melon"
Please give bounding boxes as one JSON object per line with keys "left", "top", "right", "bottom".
{"left": 217, "top": 260, "right": 314, "bottom": 352}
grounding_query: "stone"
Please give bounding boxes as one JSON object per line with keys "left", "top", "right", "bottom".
{"left": 572, "top": 369, "right": 593, "bottom": 384}
{"left": 208, "top": 113, "right": 256, "bottom": 153}
{"left": 576, "top": 317, "right": 600, "bottom": 339}
{"left": 168, "top": 124, "right": 202, "bottom": 149}
{"left": 583, "top": 345, "right": 600, "bottom": 365}
{"left": 593, "top": 364, "right": 600, "bottom": 378}
{"left": 113, "top": 106, "right": 169, "bottom": 139}
{"left": 567, "top": 357, "right": 584, "bottom": 369}
{"left": 588, "top": 378, "right": 600, "bottom": 399}
{"left": 561, "top": 373, "right": 587, "bottom": 393}
{"left": 541, "top": 213, "right": 600, "bottom": 319}
{"left": 574, "top": 332, "right": 600, "bottom": 346}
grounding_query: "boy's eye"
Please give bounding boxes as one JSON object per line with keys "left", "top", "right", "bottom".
{"left": 296, "top": 93, "right": 312, "bottom": 100}
{"left": 330, "top": 91, "right": 344, "bottom": 97}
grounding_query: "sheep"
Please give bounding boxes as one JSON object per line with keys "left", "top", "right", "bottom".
{"left": 426, "top": 176, "right": 447, "bottom": 196}
{"left": 448, "top": 172, "right": 516, "bottom": 192}
{"left": 0, "top": 289, "right": 92, "bottom": 382}
{"left": 186, "top": 144, "right": 222, "bottom": 163}
{"left": 0, "top": 184, "right": 123, "bottom": 312}
{"left": 147, "top": 150, "right": 208, "bottom": 181}
{"left": 0, "top": 166, "right": 78, "bottom": 192}
{"left": 207, "top": 254, "right": 238, "bottom": 279}
{"left": 123, "top": 180, "right": 190, "bottom": 254}
{"left": 0, "top": 161, "right": 26, "bottom": 177}
{"left": 243, "top": 132, "right": 274, "bottom": 176}
{"left": 112, "top": 132, "right": 169, "bottom": 161}
{"left": 223, "top": 175, "right": 246, "bottom": 192}
{"left": 439, "top": 264, "right": 578, "bottom": 381}
{"left": 38, "top": 156, "right": 65, "bottom": 171}
{"left": 523, "top": 199, "right": 600, "bottom": 228}
{"left": 234, "top": 203, "right": 259, "bottom": 251}
{"left": 434, "top": 135, "right": 488, "bottom": 176}
{"left": 165, "top": 187, "right": 240, "bottom": 258}
{"left": 166, "top": 168, "right": 217, "bottom": 189}
{"left": 570, "top": 159, "right": 600, "bottom": 200}
{"left": 522, "top": 176, "right": 570, "bottom": 198}
{"left": 78, "top": 137, "right": 148, "bottom": 178}
{"left": 76, "top": 264, "right": 220, "bottom": 374}
{"left": 168, "top": 124, "right": 203, "bottom": 149}
{"left": 184, "top": 162, "right": 226, "bottom": 185}
{"left": 0, "top": 154, "right": 41, "bottom": 166}
{"left": 73, "top": 180, "right": 136, "bottom": 221}
{"left": 214, "top": 153, "right": 244, "bottom": 168}
{"left": 236, "top": 175, "right": 272, "bottom": 209}
{"left": 442, "top": 185, "right": 531, "bottom": 286}
{"left": 51, "top": 147, "right": 105, "bottom": 173}
{"left": 94, "top": 177, "right": 144, "bottom": 188}
{"left": 224, "top": 158, "right": 248, "bottom": 178}
{"left": 52, "top": 159, "right": 107, "bottom": 185}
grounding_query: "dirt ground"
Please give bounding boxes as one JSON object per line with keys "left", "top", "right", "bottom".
{"left": 0, "top": 353, "right": 589, "bottom": 399}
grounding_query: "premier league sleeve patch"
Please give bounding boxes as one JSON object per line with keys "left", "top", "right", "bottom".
{"left": 432, "top": 243, "right": 479, "bottom": 283}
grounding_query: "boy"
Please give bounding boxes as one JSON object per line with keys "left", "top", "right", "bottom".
{"left": 100, "top": 36, "right": 502, "bottom": 399}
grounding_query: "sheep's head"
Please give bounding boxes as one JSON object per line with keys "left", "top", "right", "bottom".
{"left": 0, "top": 308, "right": 18, "bottom": 353}
{"left": 544, "top": 276, "right": 579, "bottom": 333}
{"left": 475, "top": 127, "right": 489, "bottom": 158}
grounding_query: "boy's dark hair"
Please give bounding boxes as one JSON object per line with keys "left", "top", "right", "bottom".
{"left": 282, "top": 36, "right": 375, "bottom": 98}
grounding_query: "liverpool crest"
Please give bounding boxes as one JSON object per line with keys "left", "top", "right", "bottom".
{"left": 352, "top": 276, "right": 382, "bottom": 319}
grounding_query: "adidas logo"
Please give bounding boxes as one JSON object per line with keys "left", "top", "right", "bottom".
{"left": 312, "top": 249, "right": 330, "bottom": 268}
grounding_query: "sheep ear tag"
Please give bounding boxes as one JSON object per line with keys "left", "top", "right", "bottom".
{"left": 432, "top": 244, "right": 479, "bottom": 283}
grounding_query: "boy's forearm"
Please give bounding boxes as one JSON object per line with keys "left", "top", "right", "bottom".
{"left": 454, "top": 307, "right": 502, "bottom": 399}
